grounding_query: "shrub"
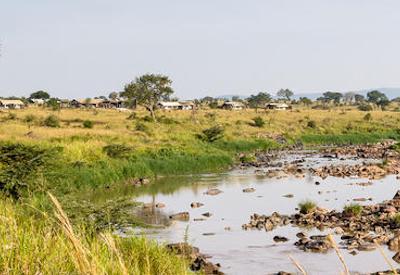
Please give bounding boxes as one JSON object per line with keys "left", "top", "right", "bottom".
{"left": 251, "top": 116, "right": 265, "bottom": 127}
{"left": 307, "top": 120, "right": 317, "bottom": 128}
{"left": 83, "top": 120, "right": 94, "bottom": 129}
{"left": 103, "top": 144, "right": 134, "bottom": 159}
{"left": 142, "top": 116, "right": 153, "bottom": 122}
{"left": 358, "top": 104, "right": 373, "bottom": 111}
{"left": 43, "top": 115, "right": 60, "bottom": 128}
{"left": 343, "top": 203, "right": 362, "bottom": 216}
{"left": 0, "top": 143, "right": 60, "bottom": 198}
{"left": 135, "top": 122, "right": 148, "bottom": 132}
{"left": 363, "top": 113, "right": 372, "bottom": 121}
{"left": 23, "top": 114, "right": 37, "bottom": 124}
{"left": 298, "top": 200, "right": 317, "bottom": 214}
{"left": 197, "top": 125, "right": 224, "bottom": 143}
{"left": 205, "top": 112, "right": 216, "bottom": 121}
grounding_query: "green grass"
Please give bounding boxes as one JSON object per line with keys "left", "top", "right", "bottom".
{"left": 343, "top": 203, "right": 363, "bottom": 216}
{"left": 300, "top": 131, "right": 400, "bottom": 146}
{"left": 0, "top": 196, "right": 190, "bottom": 275}
{"left": 298, "top": 200, "right": 317, "bottom": 214}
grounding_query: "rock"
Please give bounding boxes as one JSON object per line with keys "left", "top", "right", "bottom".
{"left": 315, "top": 181, "right": 321, "bottom": 185}
{"left": 296, "top": 232, "right": 307, "bottom": 239}
{"left": 349, "top": 250, "right": 358, "bottom": 256}
{"left": 353, "top": 198, "right": 368, "bottom": 202}
{"left": 166, "top": 243, "right": 199, "bottom": 259}
{"left": 224, "top": 227, "right": 231, "bottom": 231}
{"left": 155, "top": 203, "right": 165, "bottom": 208}
{"left": 204, "top": 188, "right": 222, "bottom": 196}
{"left": 202, "top": 233, "right": 215, "bottom": 236}
{"left": 283, "top": 194, "right": 294, "bottom": 198}
{"left": 169, "top": 212, "right": 190, "bottom": 221}
{"left": 194, "top": 218, "right": 206, "bottom": 222}
{"left": 243, "top": 187, "right": 256, "bottom": 193}
{"left": 191, "top": 202, "right": 204, "bottom": 208}
{"left": 389, "top": 235, "right": 400, "bottom": 251}
{"left": 334, "top": 227, "right": 344, "bottom": 234}
{"left": 202, "top": 212, "right": 213, "bottom": 218}
{"left": 273, "top": 236, "right": 289, "bottom": 242}
{"left": 393, "top": 252, "right": 400, "bottom": 263}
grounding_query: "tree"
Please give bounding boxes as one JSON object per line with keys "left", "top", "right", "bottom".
{"left": 354, "top": 94, "right": 365, "bottom": 104}
{"left": 121, "top": 74, "right": 174, "bottom": 121}
{"left": 321, "top": 92, "right": 343, "bottom": 104}
{"left": 299, "top": 97, "right": 312, "bottom": 106}
{"left": 108, "top": 92, "right": 119, "bottom": 100}
{"left": 30, "top": 90, "right": 50, "bottom": 100}
{"left": 246, "top": 92, "right": 272, "bottom": 111}
{"left": 367, "top": 90, "right": 389, "bottom": 109}
{"left": 277, "top": 89, "right": 294, "bottom": 100}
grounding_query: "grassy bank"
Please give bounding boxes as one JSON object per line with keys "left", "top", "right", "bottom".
{"left": 0, "top": 196, "right": 190, "bottom": 275}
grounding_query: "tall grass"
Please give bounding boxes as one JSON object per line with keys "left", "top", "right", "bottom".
{"left": 0, "top": 196, "right": 189, "bottom": 274}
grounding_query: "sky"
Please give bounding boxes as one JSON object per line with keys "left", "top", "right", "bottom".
{"left": 1, "top": 0, "right": 400, "bottom": 99}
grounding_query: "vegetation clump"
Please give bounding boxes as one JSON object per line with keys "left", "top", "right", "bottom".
{"left": 0, "top": 143, "right": 60, "bottom": 198}
{"left": 251, "top": 116, "right": 265, "bottom": 127}
{"left": 103, "top": 144, "right": 134, "bottom": 159}
{"left": 363, "top": 113, "right": 372, "bottom": 121}
{"left": 197, "top": 125, "right": 224, "bottom": 143}
{"left": 82, "top": 120, "right": 94, "bottom": 129}
{"left": 43, "top": 115, "right": 60, "bottom": 128}
{"left": 298, "top": 200, "right": 317, "bottom": 214}
{"left": 307, "top": 120, "right": 317, "bottom": 129}
{"left": 343, "top": 203, "right": 363, "bottom": 216}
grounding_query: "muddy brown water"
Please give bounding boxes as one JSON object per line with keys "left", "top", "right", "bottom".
{"left": 119, "top": 152, "right": 400, "bottom": 275}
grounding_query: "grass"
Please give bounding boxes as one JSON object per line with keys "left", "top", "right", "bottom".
{"left": 0, "top": 195, "right": 190, "bottom": 275}
{"left": 392, "top": 214, "right": 400, "bottom": 227}
{"left": 343, "top": 203, "right": 363, "bottom": 216}
{"left": 298, "top": 200, "right": 317, "bottom": 214}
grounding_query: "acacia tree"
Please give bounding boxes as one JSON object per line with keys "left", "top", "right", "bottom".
{"left": 247, "top": 92, "right": 272, "bottom": 111}
{"left": 367, "top": 90, "right": 389, "bottom": 109}
{"left": 277, "top": 89, "right": 294, "bottom": 101}
{"left": 121, "top": 74, "right": 174, "bottom": 121}
{"left": 30, "top": 90, "right": 50, "bottom": 100}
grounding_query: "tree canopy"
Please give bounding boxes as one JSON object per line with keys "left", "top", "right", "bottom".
{"left": 319, "top": 92, "right": 343, "bottom": 104}
{"left": 30, "top": 90, "right": 50, "bottom": 100}
{"left": 367, "top": 90, "right": 389, "bottom": 108}
{"left": 246, "top": 92, "right": 272, "bottom": 109}
{"left": 121, "top": 74, "right": 174, "bottom": 121}
{"left": 277, "top": 89, "right": 294, "bottom": 100}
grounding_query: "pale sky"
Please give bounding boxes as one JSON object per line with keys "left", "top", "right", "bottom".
{"left": 1, "top": 0, "right": 400, "bottom": 99}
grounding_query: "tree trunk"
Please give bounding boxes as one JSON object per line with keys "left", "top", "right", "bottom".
{"left": 147, "top": 106, "right": 157, "bottom": 122}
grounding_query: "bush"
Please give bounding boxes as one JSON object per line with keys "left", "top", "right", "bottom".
{"left": 251, "top": 116, "right": 265, "bottom": 127}
{"left": 392, "top": 213, "right": 400, "bottom": 227}
{"left": 7, "top": 113, "right": 17, "bottom": 120}
{"left": 363, "top": 113, "right": 372, "bottom": 121}
{"left": 343, "top": 203, "right": 362, "bottom": 216}
{"left": 103, "top": 144, "right": 134, "bottom": 159}
{"left": 358, "top": 104, "right": 373, "bottom": 111}
{"left": 83, "top": 120, "right": 94, "bottom": 129}
{"left": 197, "top": 125, "right": 224, "bottom": 143}
{"left": 205, "top": 112, "right": 216, "bottom": 121}
{"left": 135, "top": 122, "right": 148, "bottom": 132}
{"left": 23, "top": 114, "right": 37, "bottom": 124}
{"left": 298, "top": 200, "right": 317, "bottom": 214}
{"left": 307, "top": 120, "right": 317, "bottom": 128}
{"left": 43, "top": 115, "right": 60, "bottom": 128}
{"left": 0, "top": 143, "right": 60, "bottom": 198}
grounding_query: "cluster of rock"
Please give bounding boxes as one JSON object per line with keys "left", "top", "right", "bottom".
{"left": 166, "top": 243, "right": 223, "bottom": 274}
{"left": 312, "top": 163, "right": 388, "bottom": 179}
{"left": 243, "top": 191, "right": 400, "bottom": 260}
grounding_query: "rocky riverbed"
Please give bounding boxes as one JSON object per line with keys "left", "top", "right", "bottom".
{"left": 118, "top": 141, "right": 400, "bottom": 274}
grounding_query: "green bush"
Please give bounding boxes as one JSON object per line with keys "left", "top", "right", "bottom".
{"left": 83, "top": 120, "right": 94, "bottom": 129}
{"left": 298, "top": 200, "right": 317, "bottom": 214}
{"left": 135, "top": 122, "right": 148, "bottom": 132}
{"left": 23, "top": 114, "right": 37, "bottom": 124}
{"left": 197, "top": 125, "right": 224, "bottom": 143}
{"left": 0, "top": 143, "right": 60, "bottom": 198}
{"left": 43, "top": 115, "right": 60, "bottom": 128}
{"left": 307, "top": 120, "right": 317, "bottom": 128}
{"left": 103, "top": 144, "right": 134, "bottom": 159}
{"left": 251, "top": 116, "right": 265, "bottom": 127}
